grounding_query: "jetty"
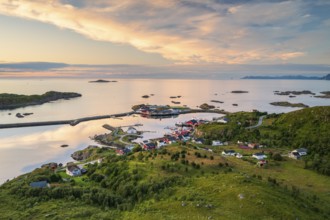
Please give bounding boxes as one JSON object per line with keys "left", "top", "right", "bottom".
{"left": 0, "top": 111, "right": 135, "bottom": 129}
{"left": 0, "top": 107, "right": 227, "bottom": 130}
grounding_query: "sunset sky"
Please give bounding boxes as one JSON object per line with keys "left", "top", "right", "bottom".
{"left": 0, "top": 0, "right": 330, "bottom": 77}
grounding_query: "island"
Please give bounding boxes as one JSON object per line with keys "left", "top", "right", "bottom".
{"left": 89, "top": 79, "right": 118, "bottom": 83}
{"left": 231, "top": 90, "right": 249, "bottom": 93}
{"left": 242, "top": 73, "right": 330, "bottom": 80}
{"left": 274, "top": 90, "right": 315, "bottom": 96}
{"left": 210, "top": 100, "right": 224, "bottom": 103}
{"left": 270, "top": 101, "right": 309, "bottom": 108}
{"left": 0, "top": 91, "right": 82, "bottom": 110}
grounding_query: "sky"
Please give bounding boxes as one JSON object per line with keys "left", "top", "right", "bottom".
{"left": 0, "top": 0, "right": 330, "bottom": 78}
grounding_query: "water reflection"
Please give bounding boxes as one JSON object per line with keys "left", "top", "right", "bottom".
{"left": 0, "top": 113, "right": 219, "bottom": 184}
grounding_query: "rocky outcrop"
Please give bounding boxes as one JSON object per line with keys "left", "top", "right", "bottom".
{"left": 274, "top": 90, "right": 315, "bottom": 96}
{"left": 231, "top": 90, "right": 248, "bottom": 93}
{"left": 199, "top": 103, "right": 215, "bottom": 110}
{"left": 314, "top": 91, "right": 330, "bottom": 99}
{"left": 71, "top": 145, "right": 98, "bottom": 161}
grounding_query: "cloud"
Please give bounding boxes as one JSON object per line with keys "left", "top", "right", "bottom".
{"left": 0, "top": 0, "right": 327, "bottom": 64}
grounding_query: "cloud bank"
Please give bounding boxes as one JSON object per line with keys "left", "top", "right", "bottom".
{"left": 0, "top": 0, "right": 329, "bottom": 64}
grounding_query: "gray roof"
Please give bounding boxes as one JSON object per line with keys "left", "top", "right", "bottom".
{"left": 296, "top": 148, "right": 308, "bottom": 153}
{"left": 30, "top": 181, "right": 48, "bottom": 188}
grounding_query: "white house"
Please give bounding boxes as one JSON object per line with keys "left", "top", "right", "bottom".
{"left": 222, "top": 150, "right": 236, "bottom": 156}
{"left": 66, "top": 164, "right": 82, "bottom": 177}
{"left": 156, "top": 139, "right": 167, "bottom": 148}
{"left": 289, "top": 151, "right": 301, "bottom": 160}
{"left": 236, "top": 153, "right": 243, "bottom": 158}
{"left": 127, "top": 126, "right": 138, "bottom": 134}
{"left": 294, "top": 148, "right": 308, "bottom": 156}
{"left": 252, "top": 152, "right": 267, "bottom": 160}
{"left": 212, "top": 140, "right": 223, "bottom": 146}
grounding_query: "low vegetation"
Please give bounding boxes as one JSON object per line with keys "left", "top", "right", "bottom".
{"left": 0, "top": 91, "right": 81, "bottom": 109}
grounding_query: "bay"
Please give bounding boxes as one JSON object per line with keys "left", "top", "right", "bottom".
{"left": 0, "top": 78, "right": 329, "bottom": 184}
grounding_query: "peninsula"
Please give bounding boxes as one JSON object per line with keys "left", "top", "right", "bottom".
{"left": 0, "top": 91, "right": 81, "bottom": 110}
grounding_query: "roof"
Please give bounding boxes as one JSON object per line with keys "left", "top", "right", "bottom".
{"left": 30, "top": 181, "right": 48, "bottom": 188}
{"left": 253, "top": 152, "right": 265, "bottom": 156}
{"left": 296, "top": 148, "right": 308, "bottom": 153}
{"left": 67, "top": 164, "right": 80, "bottom": 172}
{"left": 224, "top": 150, "right": 235, "bottom": 153}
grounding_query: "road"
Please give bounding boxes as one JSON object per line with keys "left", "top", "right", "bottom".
{"left": 245, "top": 115, "right": 266, "bottom": 129}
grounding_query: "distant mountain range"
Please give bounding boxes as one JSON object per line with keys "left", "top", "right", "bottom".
{"left": 242, "top": 74, "right": 330, "bottom": 80}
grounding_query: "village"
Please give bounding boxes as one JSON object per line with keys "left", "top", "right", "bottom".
{"left": 29, "top": 105, "right": 309, "bottom": 187}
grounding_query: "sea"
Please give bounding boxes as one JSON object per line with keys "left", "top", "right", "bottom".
{"left": 0, "top": 78, "right": 329, "bottom": 184}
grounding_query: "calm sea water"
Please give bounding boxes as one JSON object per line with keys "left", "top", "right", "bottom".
{"left": 0, "top": 78, "right": 329, "bottom": 183}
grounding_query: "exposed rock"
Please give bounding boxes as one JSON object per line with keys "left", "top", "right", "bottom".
{"left": 314, "top": 91, "right": 330, "bottom": 99}
{"left": 89, "top": 79, "right": 114, "bottom": 83}
{"left": 211, "top": 100, "right": 224, "bottom": 103}
{"left": 199, "top": 103, "right": 215, "bottom": 110}
{"left": 16, "top": 113, "right": 24, "bottom": 118}
{"left": 233, "top": 103, "right": 238, "bottom": 106}
{"left": 71, "top": 145, "right": 99, "bottom": 161}
{"left": 274, "top": 90, "right": 315, "bottom": 96}
{"left": 231, "top": 90, "right": 248, "bottom": 93}
{"left": 23, "top": 113, "right": 33, "bottom": 116}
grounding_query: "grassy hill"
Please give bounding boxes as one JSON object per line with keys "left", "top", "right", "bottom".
{"left": 1, "top": 143, "right": 330, "bottom": 219}
{"left": 197, "top": 106, "right": 330, "bottom": 175}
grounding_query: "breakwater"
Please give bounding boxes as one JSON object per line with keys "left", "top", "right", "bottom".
{"left": 0, "top": 111, "right": 135, "bottom": 129}
{"left": 0, "top": 109, "right": 227, "bottom": 129}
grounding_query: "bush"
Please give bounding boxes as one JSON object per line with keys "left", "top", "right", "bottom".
{"left": 273, "top": 153, "right": 283, "bottom": 161}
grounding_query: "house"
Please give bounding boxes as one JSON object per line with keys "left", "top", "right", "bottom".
{"left": 186, "top": 119, "right": 198, "bottom": 126}
{"left": 156, "top": 139, "right": 167, "bottom": 148}
{"left": 248, "top": 143, "right": 259, "bottom": 149}
{"left": 127, "top": 126, "right": 138, "bottom": 134}
{"left": 294, "top": 148, "right": 308, "bottom": 156}
{"left": 289, "top": 151, "right": 301, "bottom": 160}
{"left": 212, "top": 140, "right": 223, "bottom": 146}
{"left": 236, "top": 153, "right": 243, "bottom": 158}
{"left": 116, "top": 148, "right": 132, "bottom": 155}
{"left": 143, "top": 142, "right": 156, "bottom": 150}
{"left": 222, "top": 150, "right": 236, "bottom": 156}
{"left": 252, "top": 152, "right": 267, "bottom": 160}
{"left": 166, "top": 136, "right": 177, "bottom": 144}
{"left": 30, "top": 181, "right": 50, "bottom": 188}
{"left": 66, "top": 164, "right": 82, "bottom": 176}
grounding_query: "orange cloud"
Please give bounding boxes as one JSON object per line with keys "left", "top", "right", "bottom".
{"left": 0, "top": 0, "right": 309, "bottom": 64}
